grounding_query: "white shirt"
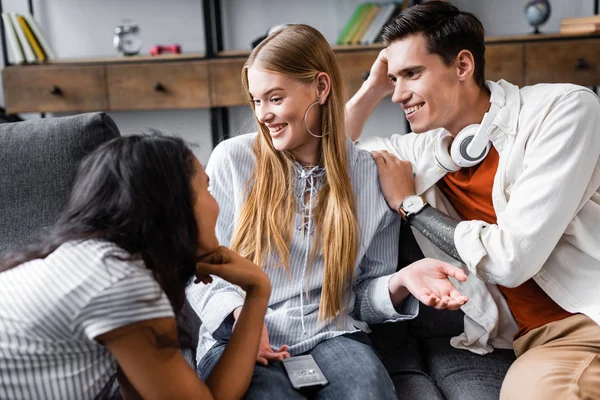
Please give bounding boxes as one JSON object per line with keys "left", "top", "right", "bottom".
{"left": 358, "top": 80, "right": 600, "bottom": 354}
{"left": 0, "top": 239, "right": 174, "bottom": 400}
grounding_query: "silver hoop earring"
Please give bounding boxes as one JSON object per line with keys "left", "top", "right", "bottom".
{"left": 304, "top": 101, "right": 328, "bottom": 138}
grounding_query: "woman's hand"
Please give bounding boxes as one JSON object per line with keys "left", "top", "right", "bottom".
{"left": 371, "top": 149, "right": 416, "bottom": 211}
{"left": 233, "top": 308, "right": 290, "bottom": 365}
{"left": 390, "top": 258, "right": 469, "bottom": 310}
{"left": 195, "top": 246, "right": 270, "bottom": 296}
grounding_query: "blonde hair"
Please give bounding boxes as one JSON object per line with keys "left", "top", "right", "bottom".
{"left": 232, "top": 24, "right": 359, "bottom": 321}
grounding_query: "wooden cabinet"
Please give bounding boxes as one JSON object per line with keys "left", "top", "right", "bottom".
{"left": 525, "top": 38, "right": 600, "bottom": 86}
{"left": 107, "top": 61, "right": 210, "bottom": 110}
{"left": 3, "top": 34, "right": 600, "bottom": 114}
{"left": 336, "top": 49, "right": 380, "bottom": 101}
{"left": 208, "top": 58, "right": 247, "bottom": 107}
{"left": 3, "top": 65, "right": 106, "bottom": 113}
{"left": 485, "top": 44, "right": 524, "bottom": 87}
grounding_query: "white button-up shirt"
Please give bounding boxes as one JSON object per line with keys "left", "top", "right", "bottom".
{"left": 358, "top": 80, "right": 600, "bottom": 354}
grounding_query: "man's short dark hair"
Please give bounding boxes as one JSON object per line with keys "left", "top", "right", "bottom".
{"left": 382, "top": 1, "right": 486, "bottom": 88}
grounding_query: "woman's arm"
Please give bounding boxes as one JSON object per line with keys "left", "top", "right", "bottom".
{"left": 100, "top": 277, "right": 269, "bottom": 400}
{"left": 98, "top": 318, "right": 213, "bottom": 400}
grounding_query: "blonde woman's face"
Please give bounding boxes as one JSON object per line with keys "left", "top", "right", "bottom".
{"left": 190, "top": 158, "right": 220, "bottom": 257}
{"left": 247, "top": 67, "right": 322, "bottom": 165}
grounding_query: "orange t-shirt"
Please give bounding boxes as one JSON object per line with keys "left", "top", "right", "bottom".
{"left": 437, "top": 147, "right": 573, "bottom": 339}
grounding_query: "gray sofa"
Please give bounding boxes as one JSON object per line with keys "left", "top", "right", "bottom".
{"left": 0, "top": 112, "right": 514, "bottom": 399}
{"left": 0, "top": 112, "right": 120, "bottom": 256}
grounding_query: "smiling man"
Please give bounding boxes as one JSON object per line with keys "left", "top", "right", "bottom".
{"left": 346, "top": 1, "right": 600, "bottom": 400}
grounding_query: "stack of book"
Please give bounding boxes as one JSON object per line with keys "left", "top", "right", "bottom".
{"left": 560, "top": 15, "right": 600, "bottom": 35}
{"left": 1, "top": 12, "right": 56, "bottom": 64}
{"left": 336, "top": 2, "right": 406, "bottom": 45}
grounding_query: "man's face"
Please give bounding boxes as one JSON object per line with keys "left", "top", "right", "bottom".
{"left": 387, "top": 33, "right": 462, "bottom": 134}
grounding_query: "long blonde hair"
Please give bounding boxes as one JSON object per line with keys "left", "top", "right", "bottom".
{"left": 232, "top": 24, "right": 358, "bottom": 321}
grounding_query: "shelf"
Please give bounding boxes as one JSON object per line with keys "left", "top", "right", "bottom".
{"left": 4, "top": 34, "right": 600, "bottom": 114}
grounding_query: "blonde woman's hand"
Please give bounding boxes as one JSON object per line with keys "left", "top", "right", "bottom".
{"left": 391, "top": 258, "right": 469, "bottom": 310}
{"left": 371, "top": 150, "right": 416, "bottom": 211}
{"left": 195, "top": 246, "right": 270, "bottom": 296}
{"left": 232, "top": 308, "right": 290, "bottom": 365}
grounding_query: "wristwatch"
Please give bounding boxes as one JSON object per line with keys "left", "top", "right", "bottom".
{"left": 397, "top": 195, "right": 428, "bottom": 221}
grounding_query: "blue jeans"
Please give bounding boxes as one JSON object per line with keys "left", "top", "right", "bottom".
{"left": 370, "top": 306, "right": 516, "bottom": 400}
{"left": 373, "top": 219, "right": 516, "bottom": 399}
{"left": 197, "top": 332, "right": 396, "bottom": 400}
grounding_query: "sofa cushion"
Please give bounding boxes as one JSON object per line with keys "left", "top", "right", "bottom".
{"left": 0, "top": 112, "right": 120, "bottom": 257}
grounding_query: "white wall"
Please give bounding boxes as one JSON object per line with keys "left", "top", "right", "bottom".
{"left": 0, "top": 0, "right": 596, "bottom": 163}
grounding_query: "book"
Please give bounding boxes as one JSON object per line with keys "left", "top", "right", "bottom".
{"left": 338, "top": 3, "right": 371, "bottom": 45}
{"left": 350, "top": 3, "right": 379, "bottom": 45}
{"left": 561, "top": 15, "right": 600, "bottom": 26}
{"left": 1, "top": 13, "right": 25, "bottom": 64}
{"left": 8, "top": 12, "right": 35, "bottom": 63}
{"left": 337, "top": 3, "right": 367, "bottom": 45}
{"left": 17, "top": 14, "right": 46, "bottom": 61}
{"left": 21, "top": 13, "right": 56, "bottom": 60}
{"left": 374, "top": 3, "right": 405, "bottom": 43}
{"left": 560, "top": 22, "right": 600, "bottom": 35}
{"left": 361, "top": 3, "right": 400, "bottom": 45}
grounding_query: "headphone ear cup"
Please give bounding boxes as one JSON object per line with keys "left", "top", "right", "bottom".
{"left": 434, "top": 133, "right": 460, "bottom": 172}
{"left": 450, "top": 124, "right": 491, "bottom": 168}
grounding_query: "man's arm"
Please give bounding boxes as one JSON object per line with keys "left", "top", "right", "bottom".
{"left": 408, "top": 205, "right": 463, "bottom": 263}
{"left": 370, "top": 149, "right": 463, "bottom": 262}
{"left": 346, "top": 49, "right": 395, "bottom": 141}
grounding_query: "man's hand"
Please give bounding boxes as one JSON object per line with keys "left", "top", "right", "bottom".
{"left": 233, "top": 308, "right": 290, "bottom": 365}
{"left": 371, "top": 150, "right": 416, "bottom": 211}
{"left": 390, "top": 258, "right": 469, "bottom": 310}
{"left": 365, "top": 48, "right": 395, "bottom": 97}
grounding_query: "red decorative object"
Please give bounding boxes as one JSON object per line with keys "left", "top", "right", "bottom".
{"left": 150, "top": 44, "right": 182, "bottom": 56}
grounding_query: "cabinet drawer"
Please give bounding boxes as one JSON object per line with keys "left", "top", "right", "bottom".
{"left": 3, "top": 65, "right": 106, "bottom": 113}
{"left": 209, "top": 58, "right": 247, "bottom": 107}
{"left": 337, "top": 50, "right": 381, "bottom": 100}
{"left": 526, "top": 39, "right": 600, "bottom": 86}
{"left": 107, "top": 61, "right": 210, "bottom": 110}
{"left": 486, "top": 44, "right": 524, "bottom": 86}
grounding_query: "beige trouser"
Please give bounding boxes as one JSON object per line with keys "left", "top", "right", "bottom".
{"left": 500, "top": 313, "right": 600, "bottom": 400}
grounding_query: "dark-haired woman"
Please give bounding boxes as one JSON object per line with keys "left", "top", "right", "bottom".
{"left": 0, "top": 134, "right": 270, "bottom": 400}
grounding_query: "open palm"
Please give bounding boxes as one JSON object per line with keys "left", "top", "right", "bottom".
{"left": 400, "top": 258, "right": 469, "bottom": 310}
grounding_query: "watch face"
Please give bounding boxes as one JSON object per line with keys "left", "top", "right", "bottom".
{"left": 403, "top": 195, "right": 425, "bottom": 213}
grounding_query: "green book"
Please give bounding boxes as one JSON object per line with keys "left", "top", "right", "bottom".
{"left": 337, "top": 3, "right": 370, "bottom": 45}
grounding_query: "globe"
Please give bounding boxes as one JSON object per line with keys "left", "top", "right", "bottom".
{"left": 524, "top": 0, "right": 551, "bottom": 34}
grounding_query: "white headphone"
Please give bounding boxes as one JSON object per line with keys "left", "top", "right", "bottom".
{"left": 434, "top": 81, "right": 504, "bottom": 173}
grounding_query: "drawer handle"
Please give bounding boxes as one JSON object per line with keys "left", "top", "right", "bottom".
{"left": 49, "top": 85, "right": 62, "bottom": 95}
{"left": 154, "top": 82, "right": 166, "bottom": 92}
{"left": 576, "top": 58, "right": 589, "bottom": 70}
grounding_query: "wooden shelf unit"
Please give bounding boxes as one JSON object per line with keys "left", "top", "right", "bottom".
{"left": 4, "top": 33, "right": 600, "bottom": 114}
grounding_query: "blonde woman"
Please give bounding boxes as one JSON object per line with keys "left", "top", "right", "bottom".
{"left": 187, "top": 24, "right": 468, "bottom": 399}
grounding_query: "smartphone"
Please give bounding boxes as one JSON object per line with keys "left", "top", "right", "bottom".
{"left": 282, "top": 354, "right": 329, "bottom": 389}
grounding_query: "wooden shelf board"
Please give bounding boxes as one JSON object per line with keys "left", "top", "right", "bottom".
{"left": 44, "top": 52, "right": 206, "bottom": 65}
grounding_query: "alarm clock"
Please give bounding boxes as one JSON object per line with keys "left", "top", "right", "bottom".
{"left": 113, "top": 20, "right": 143, "bottom": 56}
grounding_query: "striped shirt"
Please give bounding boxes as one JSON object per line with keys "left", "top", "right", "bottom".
{"left": 0, "top": 239, "right": 174, "bottom": 400}
{"left": 187, "top": 133, "right": 418, "bottom": 364}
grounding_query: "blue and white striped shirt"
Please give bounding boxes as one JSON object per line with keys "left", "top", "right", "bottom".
{"left": 187, "top": 133, "right": 418, "bottom": 363}
{"left": 0, "top": 239, "right": 174, "bottom": 400}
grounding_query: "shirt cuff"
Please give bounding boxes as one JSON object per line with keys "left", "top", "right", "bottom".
{"left": 455, "top": 220, "right": 489, "bottom": 278}
{"left": 368, "top": 275, "right": 419, "bottom": 322}
{"left": 201, "top": 291, "right": 245, "bottom": 334}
